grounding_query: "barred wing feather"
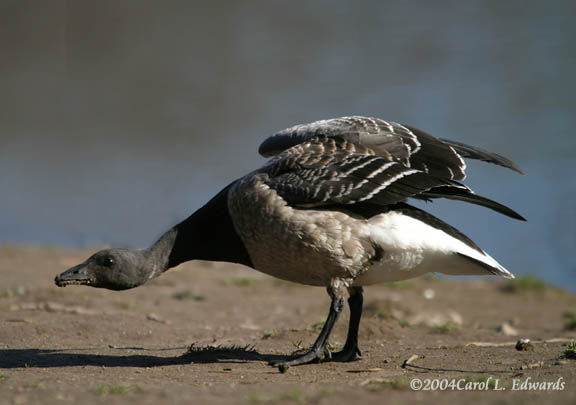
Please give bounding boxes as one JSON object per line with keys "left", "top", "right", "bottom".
{"left": 265, "top": 138, "right": 525, "bottom": 220}
{"left": 260, "top": 116, "right": 522, "bottom": 181}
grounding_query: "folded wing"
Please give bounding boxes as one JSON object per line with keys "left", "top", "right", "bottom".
{"left": 265, "top": 137, "right": 524, "bottom": 221}
{"left": 260, "top": 116, "right": 523, "bottom": 181}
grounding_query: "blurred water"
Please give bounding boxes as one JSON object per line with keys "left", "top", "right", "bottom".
{"left": 1, "top": 1, "right": 575, "bottom": 290}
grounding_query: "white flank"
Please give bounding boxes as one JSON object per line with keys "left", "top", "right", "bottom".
{"left": 354, "top": 211, "right": 514, "bottom": 285}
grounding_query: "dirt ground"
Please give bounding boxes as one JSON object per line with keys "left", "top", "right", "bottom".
{"left": 1, "top": 246, "right": 575, "bottom": 404}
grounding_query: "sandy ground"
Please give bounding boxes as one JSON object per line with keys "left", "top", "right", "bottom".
{"left": 1, "top": 246, "right": 575, "bottom": 404}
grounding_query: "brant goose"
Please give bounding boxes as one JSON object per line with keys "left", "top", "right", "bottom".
{"left": 55, "top": 116, "right": 524, "bottom": 372}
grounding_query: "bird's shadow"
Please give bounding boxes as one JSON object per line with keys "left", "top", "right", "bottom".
{"left": 0, "top": 345, "right": 287, "bottom": 369}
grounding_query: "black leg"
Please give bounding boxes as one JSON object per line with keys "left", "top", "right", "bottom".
{"left": 332, "top": 286, "right": 363, "bottom": 362}
{"left": 269, "top": 283, "right": 346, "bottom": 372}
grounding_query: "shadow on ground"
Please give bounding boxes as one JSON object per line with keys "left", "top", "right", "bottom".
{"left": 0, "top": 346, "right": 287, "bottom": 369}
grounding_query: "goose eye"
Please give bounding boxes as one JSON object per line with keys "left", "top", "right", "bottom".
{"left": 99, "top": 256, "right": 115, "bottom": 267}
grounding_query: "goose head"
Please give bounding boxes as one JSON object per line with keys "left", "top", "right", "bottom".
{"left": 55, "top": 248, "right": 151, "bottom": 290}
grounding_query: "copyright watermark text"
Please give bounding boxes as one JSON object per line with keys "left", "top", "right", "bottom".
{"left": 410, "top": 376, "right": 566, "bottom": 391}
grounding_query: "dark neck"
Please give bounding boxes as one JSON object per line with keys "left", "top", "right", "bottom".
{"left": 145, "top": 183, "right": 253, "bottom": 273}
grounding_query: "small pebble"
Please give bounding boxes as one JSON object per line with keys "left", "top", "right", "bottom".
{"left": 515, "top": 338, "right": 534, "bottom": 351}
{"left": 146, "top": 313, "right": 171, "bottom": 324}
{"left": 423, "top": 288, "right": 435, "bottom": 300}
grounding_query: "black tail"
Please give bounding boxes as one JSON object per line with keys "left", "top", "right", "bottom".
{"left": 439, "top": 138, "right": 523, "bottom": 174}
{"left": 425, "top": 186, "right": 526, "bottom": 221}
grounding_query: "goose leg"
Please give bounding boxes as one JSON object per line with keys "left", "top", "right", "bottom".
{"left": 269, "top": 281, "right": 346, "bottom": 372}
{"left": 332, "top": 286, "right": 363, "bottom": 362}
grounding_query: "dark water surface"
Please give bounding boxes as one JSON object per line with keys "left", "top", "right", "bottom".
{"left": 1, "top": 1, "right": 574, "bottom": 290}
